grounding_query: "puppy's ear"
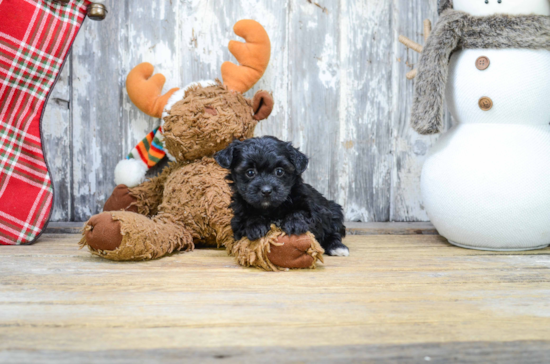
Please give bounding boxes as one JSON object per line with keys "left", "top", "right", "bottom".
{"left": 215, "top": 140, "right": 241, "bottom": 169}
{"left": 287, "top": 144, "right": 308, "bottom": 174}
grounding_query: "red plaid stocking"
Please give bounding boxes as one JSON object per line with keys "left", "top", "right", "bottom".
{"left": 0, "top": 0, "right": 89, "bottom": 245}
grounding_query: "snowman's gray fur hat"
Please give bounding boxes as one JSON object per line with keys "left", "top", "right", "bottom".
{"left": 438, "top": 0, "right": 453, "bottom": 14}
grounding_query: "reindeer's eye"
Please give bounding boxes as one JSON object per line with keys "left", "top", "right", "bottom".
{"left": 204, "top": 106, "right": 217, "bottom": 116}
{"left": 246, "top": 169, "right": 256, "bottom": 178}
{"left": 275, "top": 168, "right": 284, "bottom": 177}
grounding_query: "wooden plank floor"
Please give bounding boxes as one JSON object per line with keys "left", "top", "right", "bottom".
{"left": 1, "top": 233, "right": 550, "bottom": 363}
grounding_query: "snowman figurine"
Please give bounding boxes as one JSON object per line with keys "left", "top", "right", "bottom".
{"left": 401, "top": 0, "right": 550, "bottom": 250}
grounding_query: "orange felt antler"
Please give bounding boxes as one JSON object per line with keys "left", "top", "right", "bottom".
{"left": 126, "top": 63, "right": 180, "bottom": 118}
{"left": 221, "top": 20, "right": 271, "bottom": 93}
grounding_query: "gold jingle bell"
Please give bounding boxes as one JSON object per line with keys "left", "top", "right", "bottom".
{"left": 87, "top": 3, "right": 108, "bottom": 21}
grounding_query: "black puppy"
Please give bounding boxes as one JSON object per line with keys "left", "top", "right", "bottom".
{"left": 215, "top": 136, "right": 349, "bottom": 256}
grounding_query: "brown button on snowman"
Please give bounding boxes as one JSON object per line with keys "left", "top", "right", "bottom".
{"left": 478, "top": 96, "right": 493, "bottom": 111}
{"left": 400, "top": 0, "right": 550, "bottom": 251}
{"left": 475, "top": 56, "right": 490, "bottom": 71}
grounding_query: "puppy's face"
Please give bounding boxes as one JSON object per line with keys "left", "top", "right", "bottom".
{"left": 215, "top": 137, "right": 308, "bottom": 210}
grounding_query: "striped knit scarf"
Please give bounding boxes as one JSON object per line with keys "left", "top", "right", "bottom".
{"left": 127, "top": 126, "right": 166, "bottom": 167}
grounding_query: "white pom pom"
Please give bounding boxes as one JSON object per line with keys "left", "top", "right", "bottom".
{"left": 114, "top": 159, "right": 148, "bottom": 187}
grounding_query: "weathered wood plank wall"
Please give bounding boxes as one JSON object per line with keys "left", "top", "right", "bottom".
{"left": 42, "top": 0, "right": 444, "bottom": 222}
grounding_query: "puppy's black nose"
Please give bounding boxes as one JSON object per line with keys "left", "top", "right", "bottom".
{"left": 261, "top": 186, "right": 272, "bottom": 196}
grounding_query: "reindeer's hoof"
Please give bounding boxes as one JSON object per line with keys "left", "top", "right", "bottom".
{"left": 103, "top": 185, "right": 138, "bottom": 213}
{"left": 267, "top": 234, "right": 319, "bottom": 269}
{"left": 84, "top": 213, "right": 122, "bottom": 251}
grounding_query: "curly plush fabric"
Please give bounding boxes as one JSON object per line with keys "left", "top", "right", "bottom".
{"left": 412, "top": 10, "right": 550, "bottom": 135}
{"left": 128, "top": 161, "right": 183, "bottom": 217}
{"left": 162, "top": 81, "right": 257, "bottom": 161}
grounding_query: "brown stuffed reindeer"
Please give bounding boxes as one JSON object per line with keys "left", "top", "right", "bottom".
{"left": 79, "top": 20, "right": 325, "bottom": 271}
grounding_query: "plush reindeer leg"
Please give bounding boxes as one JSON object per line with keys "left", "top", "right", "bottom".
{"left": 202, "top": 182, "right": 324, "bottom": 271}
{"left": 79, "top": 211, "right": 193, "bottom": 261}
{"left": 226, "top": 226, "right": 324, "bottom": 271}
{"left": 103, "top": 185, "right": 139, "bottom": 213}
{"left": 202, "top": 181, "right": 324, "bottom": 271}
{"left": 104, "top": 161, "right": 182, "bottom": 215}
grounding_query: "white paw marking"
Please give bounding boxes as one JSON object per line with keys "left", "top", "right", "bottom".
{"left": 329, "top": 247, "right": 349, "bottom": 257}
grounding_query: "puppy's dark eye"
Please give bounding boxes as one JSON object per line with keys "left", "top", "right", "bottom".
{"left": 246, "top": 169, "right": 256, "bottom": 178}
{"left": 275, "top": 168, "right": 284, "bottom": 177}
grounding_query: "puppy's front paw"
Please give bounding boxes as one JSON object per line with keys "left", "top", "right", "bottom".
{"left": 245, "top": 223, "right": 270, "bottom": 241}
{"left": 281, "top": 219, "right": 309, "bottom": 236}
{"left": 326, "top": 243, "right": 350, "bottom": 257}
